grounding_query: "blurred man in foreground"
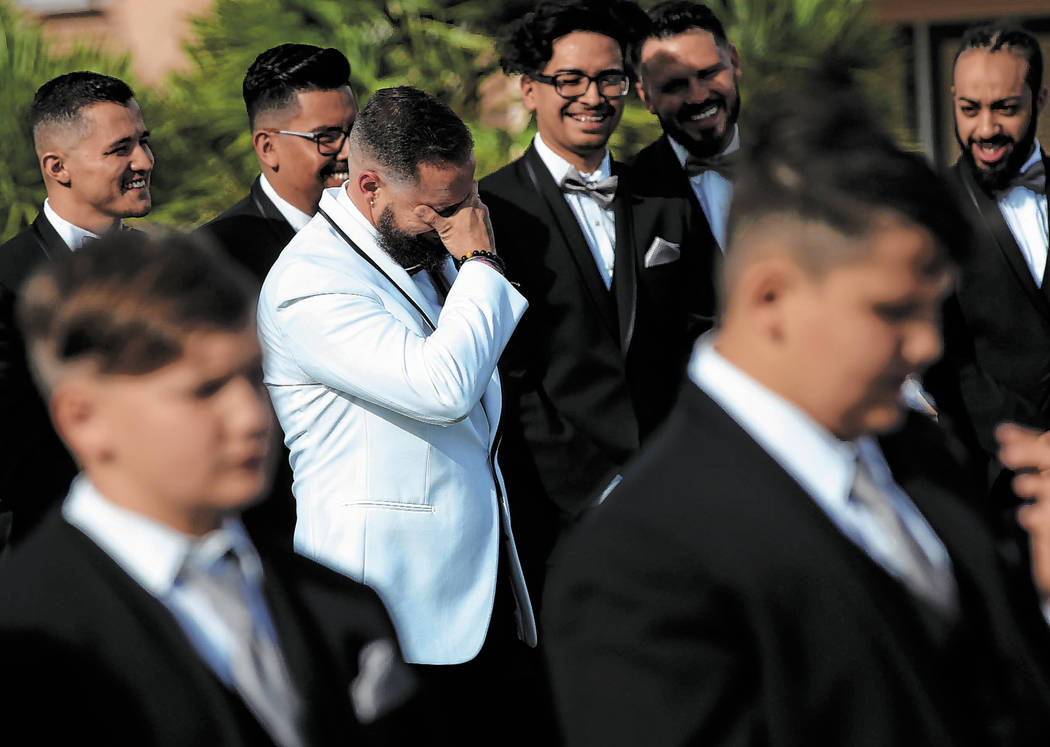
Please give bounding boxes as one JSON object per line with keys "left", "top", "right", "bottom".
{"left": 0, "top": 232, "right": 417, "bottom": 745}
{"left": 544, "top": 78, "right": 1050, "bottom": 746}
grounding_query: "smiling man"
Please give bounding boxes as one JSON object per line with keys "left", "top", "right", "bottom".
{"left": 923, "top": 23, "right": 1049, "bottom": 552}
{"left": 0, "top": 71, "right": 154, "bottom": 552}
{"left": 480, "top": 0, "right": 693, "bottom": 605}
{"left": 200, "top": 44, "right": 357, "bottom": 283}
{"left": 632, "top": 1, "right": 741, "bottom": 333}
{"left": 545, "top": 78, "right": 1050, "bottom": 747}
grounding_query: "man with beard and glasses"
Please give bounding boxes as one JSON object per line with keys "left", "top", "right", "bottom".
{"left": 257, "top": 86, "right": 553, "bottom": 742}
{"left": 479, "top": 0, "right": 694, "bottom": 607}
{"left": 632, "top": 1, "right": 740, "bottom": 334}
{"left": 199, "top": 44, "right": 356, "bottom": 548}
{"left": 923, "top": 23, "right": 1050, "bottom": 573}
{"left": 200, "top": 44, "right": 356, "bottom": 283}
{"left": 0, "top": 71, "right": 153, "bottom": 553}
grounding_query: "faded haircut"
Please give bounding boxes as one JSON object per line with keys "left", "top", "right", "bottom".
{"left": 18, "top": 231, "right": 256, "bottom": 395}
{"left": 30, "top": 71, "right": 136, "bottom": 148}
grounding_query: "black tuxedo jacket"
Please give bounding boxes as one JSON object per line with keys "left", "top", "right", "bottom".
{"left": 198, "top": 175, "right": 299, "bottom": 547}
{"left": 198, "top": 175, "right": 297, "bottom": 284}
{"left": 0, "top": 214, "right": 78, "bottom": 550}
{"left": 0, "top": 512, "right": 418, "bottom": 745}
{"left": 926, "top": 154, "right": 1050, "bottom": 466}
{"left": 480, "top": 145, "right": 694, "bottom": 582}
{"left": 631, "top": 133, "right": 721, "bottom": 330}
{"left": 544, "top": 383, "right": 1050, "bottom": 746}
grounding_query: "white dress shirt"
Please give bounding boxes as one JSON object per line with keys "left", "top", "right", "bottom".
{"left": 42, "top": 199, "right": 115, "bottom": 250}
{"left": 998, "top": 140, "right": 1049, "bottom": 286}
{"left": 688, "top": 337, "right": 953, "bottom": 587}
{"left": 62, "top": 475, "right": 279, "bottom": 686}
{"left": 533, "top": 132, "right": 617, "bottom": 289}
{"left": 669, "top": 127, "right": 739, "bottom": 252}
{"left": 259, "top": 173, "right": 314, "bottom": 232}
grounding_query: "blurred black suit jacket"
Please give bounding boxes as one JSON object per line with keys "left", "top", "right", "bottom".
{"left": 480, "top": 145, "right": 694, "bottom": 592}
{"left": 198, "top": 175, "right": 298, "bottom": 547}
{"left": 545, "top": 382, "right": 1050, "bottom": 746}
{"left": 0, "top": 213, "right": 79, "bottom": 551}
{"left": 0, "top": 512, "right": 417, "bottom": 746}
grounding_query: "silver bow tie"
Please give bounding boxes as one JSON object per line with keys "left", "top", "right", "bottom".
{"left": 683, "top": 151, "right": 737, "bottom": 180}
{"left": 559, "top": 168, "right": 618, "bottom": 209}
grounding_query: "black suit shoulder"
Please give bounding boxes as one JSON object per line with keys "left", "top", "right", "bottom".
{"left": 197, "top": 177, "right": 296, "bottom": 284}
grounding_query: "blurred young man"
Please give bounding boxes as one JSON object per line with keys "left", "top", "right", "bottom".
{"left": 480, "top": 0, "right": 692, "bottom": 598}
{"left": 0, "top": 232, "right": 417, "bottom": 746}
{"left": 545, "top": 79, "right": 1050, "bottom": 747}
{"left": 633, "top": 0, "right": 742, "bottom": 327}
{"left": 199, "top": 43, "right": 357, "bottom": 282}
{"left": 0, "top": 71, "right": 153, "bottom": 551}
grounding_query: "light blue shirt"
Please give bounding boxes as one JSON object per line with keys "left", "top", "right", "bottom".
{"left": 259, "top": 173, "right": 314, "bottom": 232}
{"left": 669, "top": 127, "right": 739, "bottom": 252}
{"left": 42, "top": 199, "right": 114, "bottom": 250}
{"left": 62, "top": 475, "right": 281, "bottom": 687}
{"left": 998, "top": 141, "right": 1049, "bottom": 286}
{"left": 533, "top": 132, "right": 617, "bottom": 289}
{"left": 688, "top": 338, "right": 954, "bottom": 586}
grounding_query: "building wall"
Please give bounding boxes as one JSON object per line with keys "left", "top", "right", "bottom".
{"left": 18, "top": 0, "right": 214, "bottom": 84}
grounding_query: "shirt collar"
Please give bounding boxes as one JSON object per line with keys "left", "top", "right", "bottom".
{"left": 1018, "top": 138, "right": 1044, "bottom": 175}
{"left": 62, "top": 474, "right": 262, "bottom": 597}
{"left": 42, "top": 199, "right": 119, "bottom": 251}
{"left": 533, "top": 132, "right": 612, "bottom": 184}
{"left": 259, "top": 173, "right": 314, "bottom": 232}
{"left": 687, "top": 335, "right": 862, "bottom": 511}
{"left": 668, "top": 126, "right": 740, "bottom": 173}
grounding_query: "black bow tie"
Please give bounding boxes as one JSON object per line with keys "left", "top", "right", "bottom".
{"left": 1003, "top": 159, "right": 1047, "bottom": 195}
{"left": 559, "top": 168, "right": 618, "bottom": 209}
{"left": 683, "top": 151, "right": 737, "bottom": 180}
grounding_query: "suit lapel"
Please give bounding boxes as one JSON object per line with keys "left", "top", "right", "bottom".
{"left": 317, "top": 191, "right": 437, "bottom": 331}
{"left": 611, "top": 161, "right": 638, "bottom": 354}
{"left": 31, "top": 212, "right": 73, "bottom": 262}
{"left": 955, "top": 160, "right": 1050, "bottom": 319}
{"left": 521, "top": 146, "right": 619, "bottom": 340}
{"left": 248, "top": 177, "right": 297, "bottom": 247}
{"left": 652, "top": 135, "right": 719, "bottom": 253}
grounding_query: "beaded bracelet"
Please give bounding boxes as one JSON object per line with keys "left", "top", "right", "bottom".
{"left": 457, "top": 250, "right": 507, "bottom": 275}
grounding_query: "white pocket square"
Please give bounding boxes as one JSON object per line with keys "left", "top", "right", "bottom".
{"left": 644, "top": 237, "right": 681, "bottom": 268}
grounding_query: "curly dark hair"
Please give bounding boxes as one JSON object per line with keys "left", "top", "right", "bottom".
{"left": 498, "top": 0, "right": 651, "bottom": 76}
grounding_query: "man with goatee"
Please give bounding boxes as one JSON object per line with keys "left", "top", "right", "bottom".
{"left": 924, "top": 23, "right": 1049, "bottom": 545}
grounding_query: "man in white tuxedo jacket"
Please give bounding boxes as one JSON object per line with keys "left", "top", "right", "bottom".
{"left": 258, "top": 86, "right": 545, "bottom": 737}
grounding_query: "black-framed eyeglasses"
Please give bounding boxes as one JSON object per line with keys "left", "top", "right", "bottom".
{"left": 529, "top": 70, "right": 630, "bottom": 100}
{"left": 266, "top": 126, "right": 351, "bottom": 156}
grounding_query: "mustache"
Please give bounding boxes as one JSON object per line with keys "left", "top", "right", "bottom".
{"left": 969, "top": 134, "right": 1013, "bottom": 148}
{"left": 320, "top": 160, "right": 349, "bottom": 179}
{"left": 564, "top": 101, "right": 617, "bottom": 117}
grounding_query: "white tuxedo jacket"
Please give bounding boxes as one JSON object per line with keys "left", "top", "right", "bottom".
{"left": 257, "top": 186, "right": 536, "bottom": 664}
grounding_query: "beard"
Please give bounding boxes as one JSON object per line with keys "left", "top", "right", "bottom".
{"left": 376, "top": 206, "right": 448, "bottom": 273}
{"left": 956, "top": 111, "right": 1038, "bottom": 194}
{"left": 664, "top": 91, "right": 742, "bottom": 159}
{"left": 319, "top": 158, "right": 350, "bottom": 187}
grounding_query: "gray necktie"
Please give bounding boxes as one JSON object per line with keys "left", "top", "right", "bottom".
{"left": 849, "top": 459, "right": 958, "bottom": 618}
{"left": 181, "top": 550, "right": 305, "bottom": 747}
{"left": 559, "top": 167, "right": 618, "bottom": 209}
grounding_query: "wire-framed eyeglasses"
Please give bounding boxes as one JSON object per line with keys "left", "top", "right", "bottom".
{"left": 529, "top": 70, "right": 630, "bottom": 100}
{"left": 266, "top": 126, "right": 352, "bottom": 156}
